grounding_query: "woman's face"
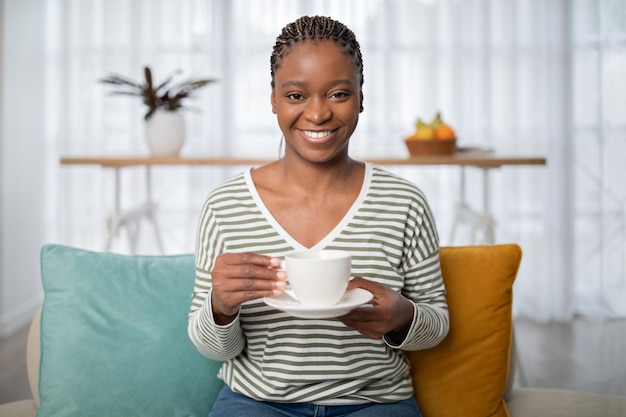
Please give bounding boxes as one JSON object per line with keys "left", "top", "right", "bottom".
{"left": 271, "top": 40, "right": 362, "bottom": 165}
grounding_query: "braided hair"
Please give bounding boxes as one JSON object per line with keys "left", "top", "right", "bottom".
{"left": 270, "top": 16, "right": 364, "bottom": 90}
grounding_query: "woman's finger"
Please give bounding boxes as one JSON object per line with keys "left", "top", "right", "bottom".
{"left": 218, "top": 252, "right": 281, "bottom": 268}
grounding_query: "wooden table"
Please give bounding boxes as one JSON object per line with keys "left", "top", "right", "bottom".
{"left": 60, "top": 154, "right": 546, "bottom": 168}
{"left": 60, "top": 154, "right": 547, "bottom": 253}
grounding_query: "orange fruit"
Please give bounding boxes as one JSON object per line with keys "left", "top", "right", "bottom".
{"left": 434, "top": 124, "right": 455, "bottom": 140}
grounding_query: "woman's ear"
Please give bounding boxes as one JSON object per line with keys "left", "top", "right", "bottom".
{"left": 359, "top": 91, "right": 364, "bottom": 113}
{"left": 271, "top": 90, "right": 277, "bottom": 114}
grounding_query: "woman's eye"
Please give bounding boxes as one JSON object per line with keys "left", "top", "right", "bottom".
{"left": 330, "top": 91, "right": 349, "bottom": 99}
{"left": 286, "top": 93, "right": 304, "bottom": 101}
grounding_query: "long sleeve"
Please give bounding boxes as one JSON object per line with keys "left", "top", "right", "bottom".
{"left": 384, "top": 251, "right": 449, "bottom": 351}
{"left": 188, "top": 290, "right": 245, "bottom": 361}
{"left": 187, "top": 196, "right": 245, "bottom": 361}
{"left": 383, "top": 189, "right": 449, "bottom": 351}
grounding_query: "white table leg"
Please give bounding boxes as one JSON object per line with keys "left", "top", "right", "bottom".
{"left": 144, "top": 166, "right": 165, "bottom": 253}
{"left": 104, "top": 166, "right": 164, "bottom": 254}
{"left": 105, "top": 168, "right": 122, "bottom": 252}
{"left": 448, "top": 167, "right": 466, "bottom": 244}
{"left": 481, "top": 168, "right": 496, "bottom": 244}
{"left": 449, "top": 167, "right": 497, "bottom": 245}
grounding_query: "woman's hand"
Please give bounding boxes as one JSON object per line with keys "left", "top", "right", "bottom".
{"left": 339, "top": 277, "right": 414, "bottom": 341}
{"left": 211, "top": 252, "right": 286, "bottom": 324}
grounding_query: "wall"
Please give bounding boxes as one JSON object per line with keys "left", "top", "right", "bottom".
{"left": 0, "top": 0, "right": 3, "bottom": 333}
{"left": 0, "top": 0, "right": 46, "bottom": 336}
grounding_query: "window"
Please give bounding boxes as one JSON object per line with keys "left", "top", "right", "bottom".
{"left": 43, "top": 0, "right": 625, "bottom": 319}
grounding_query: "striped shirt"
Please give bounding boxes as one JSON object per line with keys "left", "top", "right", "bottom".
{"left": 188, "top": 163, "right": 449, "bottom": 405}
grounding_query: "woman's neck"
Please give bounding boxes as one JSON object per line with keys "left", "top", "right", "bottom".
{"left": 277, "top": 155, "right": 362, "bottom": 194}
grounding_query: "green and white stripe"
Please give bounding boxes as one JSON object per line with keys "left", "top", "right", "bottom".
{"left": 188, "top": 163, "right": 449, "bottom": 405}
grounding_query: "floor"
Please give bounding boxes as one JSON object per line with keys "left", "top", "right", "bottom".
{"left": 514, "top": 316, "right": 626, "bottom": 397}
{"left": 1, "top": 317, "right": 625, "bottom": 404}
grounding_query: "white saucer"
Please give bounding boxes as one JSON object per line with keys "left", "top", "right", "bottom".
{"left": 264, "top": 288, "right": 373, "bottom": 319}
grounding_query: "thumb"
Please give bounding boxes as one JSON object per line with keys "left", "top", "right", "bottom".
{"left": 346, "top": 276, "right": 376, "bottom": 291}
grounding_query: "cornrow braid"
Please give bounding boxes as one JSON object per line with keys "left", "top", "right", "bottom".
{"left": 270, "top": 16, "right": 364, "bottom": 89}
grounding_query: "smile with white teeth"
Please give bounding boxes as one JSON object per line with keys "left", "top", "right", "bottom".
{"left": 303, "top": 130, "right": 332, "bottom": 140}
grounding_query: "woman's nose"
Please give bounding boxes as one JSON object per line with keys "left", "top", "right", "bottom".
{"left": 305, "top": 98, "right": 331, "bottom": 124}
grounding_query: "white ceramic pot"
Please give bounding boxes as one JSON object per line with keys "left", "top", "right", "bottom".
{"left": 144, "top": 111, "right": 186, "bottom": 156}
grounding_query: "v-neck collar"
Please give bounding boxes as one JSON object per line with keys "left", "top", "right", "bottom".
{"left": 244, "top": 163, "right": 373, "bottom": 251}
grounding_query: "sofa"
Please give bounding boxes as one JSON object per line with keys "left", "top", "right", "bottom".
{"left": 0, "top": 244, "right": 625, "bottom": 417}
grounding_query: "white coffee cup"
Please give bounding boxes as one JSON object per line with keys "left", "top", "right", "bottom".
{"left": 283, "top": 250, "right": 352, "bottom": 307}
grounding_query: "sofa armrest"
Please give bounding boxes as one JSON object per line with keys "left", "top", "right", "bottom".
{"left": 25, "top": 308, "right": 41, "bottom": 407}
{"left": 0, "top": 399, "right": 37, "bottom": 417}
{"left": 506, "top": 387, "right": 626, "bottom": 417}
{"left": 0, "top": 310, "right": 41, "bottom": 417}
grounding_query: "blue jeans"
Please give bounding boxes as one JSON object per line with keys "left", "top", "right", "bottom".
{"left": 208, "top": 386, "right": 422, "bottom": 417}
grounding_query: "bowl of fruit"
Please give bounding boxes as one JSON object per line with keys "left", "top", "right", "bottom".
{"left": 405, "top": 112, "right": 457, "bottom": 156}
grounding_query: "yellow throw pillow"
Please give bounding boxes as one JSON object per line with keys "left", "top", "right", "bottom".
{"left": 408, "top": 244, "right": 522, "bottom": 417}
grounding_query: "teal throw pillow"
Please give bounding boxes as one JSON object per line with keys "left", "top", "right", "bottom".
{"left": 37, "top": 245, "right": 224, "bottom": 417}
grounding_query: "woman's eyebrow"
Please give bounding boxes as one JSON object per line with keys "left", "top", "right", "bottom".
{"left": 279, "top": 79, "right": 354, "bottom": 89}
{"left": 327, "top": 79, "right": 354, "bottom": 88}
{"left": 280, "top": 80, "right": 307, "bottom": 89}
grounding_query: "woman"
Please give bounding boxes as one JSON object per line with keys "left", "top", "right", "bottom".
{"left": 189, "top": 15, "right": 449, "bottom": 417}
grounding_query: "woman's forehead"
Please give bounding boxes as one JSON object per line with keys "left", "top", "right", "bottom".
{"left": 274, "top": 40, "right": 358, "bottom": 81}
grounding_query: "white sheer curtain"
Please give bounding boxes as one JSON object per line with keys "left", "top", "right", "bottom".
{"left": 46, "top": 0, "right": 626, "bottom": 320}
